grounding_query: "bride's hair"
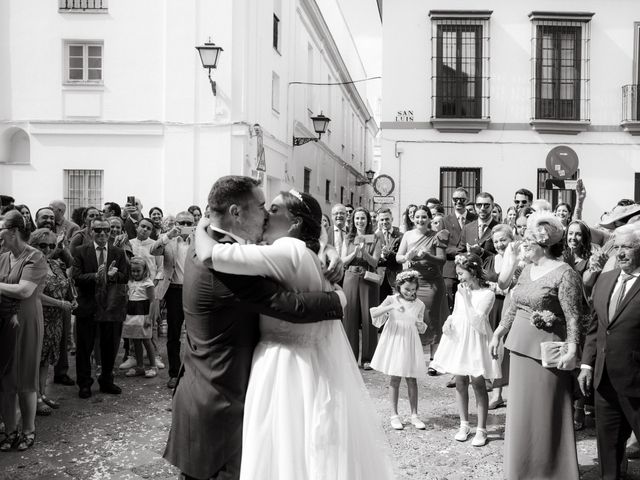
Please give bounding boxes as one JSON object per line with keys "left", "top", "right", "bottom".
{"left": 281, "top": 190, "right": 322, "bottom": 253}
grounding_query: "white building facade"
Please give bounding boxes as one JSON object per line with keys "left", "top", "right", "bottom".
{"left": 379, "top": 0, "right": 640, "bottom": 225}
{"left": 0, "top": 0, "right": 377, "bottom": 216}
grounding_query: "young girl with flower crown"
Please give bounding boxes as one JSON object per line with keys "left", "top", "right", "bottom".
{"left": 430, "top": 253, "right": 499, "bottom": 447}
{"left": 369, "top": 270, "right": 428, "bottom": 430}
{"left": 122, "top": 256, "right": 157, "bottom": 378}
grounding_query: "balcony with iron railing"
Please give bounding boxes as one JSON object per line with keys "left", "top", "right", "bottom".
{"left": 622, "top": 84, "right": 640, "bottom": 135}
{"left": 59, "top": 0, "right": 108, "bottom": 13}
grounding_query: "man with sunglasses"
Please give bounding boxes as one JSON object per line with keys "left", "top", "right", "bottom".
{"left": 151, "top": 211, "right": 195, "bottom": 388}
{"left": 457, "top": 192, "right": 498, "bottom": 261}
{"left": 513, "top": 188, "right": 533, "bottom": 213}
{"left": 72, "top": 217, "right": 128, "bottom": 399}
{"left": 442, "top": 188, "right": 477, "bottom": 313}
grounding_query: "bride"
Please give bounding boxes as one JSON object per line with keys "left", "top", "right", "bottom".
{"left": 196, "top": 189, "right": 394, "bottom": 480}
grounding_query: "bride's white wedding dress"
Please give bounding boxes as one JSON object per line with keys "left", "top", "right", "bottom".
{"left": 210, "top": 236, "right": 395, "bottom": 480}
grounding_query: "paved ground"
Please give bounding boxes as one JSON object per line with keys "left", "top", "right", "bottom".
{"left": 0, "top": 343, "right": 638, "bottom": 480}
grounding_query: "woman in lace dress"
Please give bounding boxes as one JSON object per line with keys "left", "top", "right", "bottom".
{"left": 490, "top": 212, "right": 583, "bottom": 479}
{"left": 196, "top": 190, "right": 395, "bottom": 480}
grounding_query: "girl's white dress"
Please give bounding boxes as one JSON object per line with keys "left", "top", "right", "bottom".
{"left": 430, "top": 288, "right": 501, "bottom": 379}
{"left": 369, "top": 295, "right": 427, "bottom": 378}
{"left": 210, "top": 236, "right": 395, "bottom": 480}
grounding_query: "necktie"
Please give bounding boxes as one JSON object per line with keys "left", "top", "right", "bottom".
{"left": 384, "top": 230, "right": 390, "bottom": 245}
{"left": 458, "top": 216, "right": 465, "bottom": 230}
{"left": 335, "top": 228, "right": 343, "bottom": 252}
{"left": 478, "top": 223, "right": 486, "bottom": 240}
{"left": 608, "top": 273, "right": 633, "bottom": 321}
{"left": 97, "top": 246, "right": 105, "bottom": 267}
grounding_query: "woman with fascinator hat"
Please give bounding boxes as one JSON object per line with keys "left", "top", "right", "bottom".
{"left": 489, "top": 211, "right": 585, "bottom": 479}
{"left": 196, "top": 190, "right": 394, "bottom": 480}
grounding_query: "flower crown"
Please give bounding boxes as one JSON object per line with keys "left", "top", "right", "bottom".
{"left": 454, "top": 253, "right": 481, "bottom": 269}
{"left": 396, "top": 269, "right": 420, "bottom": 285}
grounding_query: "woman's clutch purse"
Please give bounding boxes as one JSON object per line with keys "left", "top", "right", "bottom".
{"left": 363, "top": 270, "right": 383, "bottom": 285}
{"left": 540, "top": 342, "right": 577, "bottom": 370}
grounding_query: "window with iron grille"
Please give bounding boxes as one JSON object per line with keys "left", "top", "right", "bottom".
{"left": 430, "top": 11, "right": 491, "bottom": 120}
{"left": 325, "top": 180, "right": 331, "bottom": 203}
{"left": 64, "top": 41, "right": 103, "bottom": 84}
{"left": 303, "top": 168, "right": 311, "bottom": 194}
{"left": 529, "top": 12, "right": 593, "bottom": 123}
{"left": 439, "top": 167, "right": 481, "bottom": 215}
{"left": 536, "top": 168, "right": 578, "bottom": 208}
{"left": 64, "top": 170, "right": 103, "bottom": 215}
{"left": 622, "top": 23, "right": 640, "bottom": 124}
{"left": 59, "top": 0, "right": 108, "bottom": 12}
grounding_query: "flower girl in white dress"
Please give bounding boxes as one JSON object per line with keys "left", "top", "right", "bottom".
{"left": 196, "top": 190, "right": 395, "bottom": 480}
{"left": 370, "top": 270, "right": 428, "bottom": 430}
{"left": 430, "top": 253, "right": 500, "bottom": 447}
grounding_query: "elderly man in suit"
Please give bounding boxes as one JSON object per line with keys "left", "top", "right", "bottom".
{"left": 327, "top": 203, "right": 348, "bottom": 254}
{"left": 150, "top": 210, "right": 194, "bottom": 389}
{"left": 72, "top": 216, "right": 128, "bottom": 399}
{"left": 376, "top": 207, "right": 403, "bottom": 300}
{"left": 457, "top": 191, "right": 498, "bottom": 261}
{"left": 442, "top": 187, "right": 477, "bottom": 313}
{"left": 164, "top": 176, "right": 345, "bottom": 480}
{"left": 579, "top": 222, "right": 640, "bottom": 480}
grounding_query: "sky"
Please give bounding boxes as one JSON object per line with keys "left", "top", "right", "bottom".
{"left": 336, "top": 0, "right": 382, "bottom": 117}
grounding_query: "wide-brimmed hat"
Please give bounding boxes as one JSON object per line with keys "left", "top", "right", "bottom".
{"left": 526, "top": 211, "right": 565, "bottom": 247}
{"left": 599, "top": 204, "right": 640, "bottom": 229}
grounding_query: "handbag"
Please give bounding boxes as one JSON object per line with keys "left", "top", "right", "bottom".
{"left": 540, "top": 341, "right": 577, "bottom": 370}
{"left": 363, "top": 270, "right": 383, "bottom": 285}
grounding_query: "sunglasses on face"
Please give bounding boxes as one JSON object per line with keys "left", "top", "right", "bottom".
{"left": 452, "top": 197, "right": 467, "bottom": 203}
{"left": 38, "top": 243, "right": 57, "bottom": 250}
{"left": 475, "top": 203, "right": 492, "bottom": 208}
{"left": 177, "top": 221, "right": 194, "bottom": 226}
{"left": 92, "top": 227, "right": 109, "bottom": 233}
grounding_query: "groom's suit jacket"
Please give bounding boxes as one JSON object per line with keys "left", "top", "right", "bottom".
{"left": 163, "top": 232, "right": 344, "bottom": 480}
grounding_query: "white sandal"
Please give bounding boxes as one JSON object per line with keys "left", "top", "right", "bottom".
{"left": 410, "top": 414, "right": 426, "bottom": 429}
{"left": 472, "top": 428, "right": 487, "bottom": 447}
{"left": 454, "top": 423, "right": 471, "bottom": 441}
{"left": 390, "top": 415, "right": 404, "bottom": 430}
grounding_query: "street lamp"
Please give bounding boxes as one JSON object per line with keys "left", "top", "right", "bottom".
{"left": 356, "top": 169, "right": 376, "bottom": 186}
{"left": 196, "top": 40, "right": 224, "bottom": 96}
{"left": 293, "top": 112, "right": 331, "bottom": 146}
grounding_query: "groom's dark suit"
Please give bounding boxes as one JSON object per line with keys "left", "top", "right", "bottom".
{"left": 163, "top": 232, "right": 344, "bottom": 480}
{"left": 582, "top": 268, "right": 640, "bottom": 480}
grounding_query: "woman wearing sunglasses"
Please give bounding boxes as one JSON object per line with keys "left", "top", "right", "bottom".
{"left": 0, "top": 211, "right": 48, "bottom": 451}
{"left": 28, "top": 229, "right": 76, "bottom": 417}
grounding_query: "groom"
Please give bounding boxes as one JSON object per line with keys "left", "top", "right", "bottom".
{"left": 163, "top": 176, "right": 345, "bottom": 480}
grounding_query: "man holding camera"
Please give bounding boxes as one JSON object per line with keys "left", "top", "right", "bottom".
{"left": 151, "top": 211, "right": 195, "bottom": 388}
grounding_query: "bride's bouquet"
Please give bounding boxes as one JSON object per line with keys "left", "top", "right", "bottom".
{"left": 530, "top": 310, "right": 558, "bottom": 331}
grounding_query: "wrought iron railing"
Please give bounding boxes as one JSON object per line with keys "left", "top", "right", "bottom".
{"left": 59, "top": 0, "right": 108, "bottom": 12}
{"left": 622, "top": 85, "right": 640, "bottom": 122}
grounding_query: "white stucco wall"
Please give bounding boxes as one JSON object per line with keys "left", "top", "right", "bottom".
{"left": 381, "top": 0, "right": 640, "bottom": 226}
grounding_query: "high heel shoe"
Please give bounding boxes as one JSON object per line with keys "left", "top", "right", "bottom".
{"left": 16, "top": 431, "right": 35, "bottom": 451}
{"left": 0, "top": 431, "right": 19, "bottom": 452}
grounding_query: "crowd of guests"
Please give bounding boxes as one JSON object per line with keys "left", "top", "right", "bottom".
{"left": 1, "top": 183, "right": 639, "bottom": 480}
{"left": 0, "top": 195, "right": 201, "bottom": 451}
{"left": 328, "top": 182, "right": 640, "bottom": 478}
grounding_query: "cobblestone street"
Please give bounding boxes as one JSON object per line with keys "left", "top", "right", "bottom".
{"left": 0, "top": 345, "right": 638, "bottom": 480}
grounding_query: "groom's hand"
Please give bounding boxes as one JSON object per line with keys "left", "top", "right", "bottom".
{"left": 323, "top": 245, "right": 344, "bottom": 284}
